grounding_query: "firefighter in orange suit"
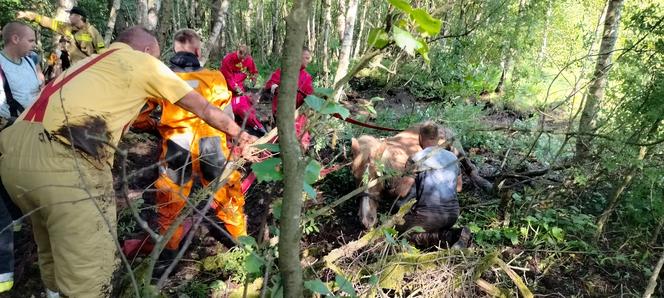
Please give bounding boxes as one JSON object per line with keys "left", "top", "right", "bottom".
{"left": 137, "top": 29, "right": 247, "bottom": 253}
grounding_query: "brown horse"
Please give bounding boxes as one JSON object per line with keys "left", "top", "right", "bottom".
{"left": 350, "top": 124, "right": 461, "bottom": 228}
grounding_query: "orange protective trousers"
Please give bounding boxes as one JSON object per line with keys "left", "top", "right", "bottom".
{"left": 146, "top": 69, "right": 247, "bottom": 250}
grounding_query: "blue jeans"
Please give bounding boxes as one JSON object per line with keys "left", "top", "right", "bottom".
{"left": 0, "top": 177, "right": 20, "bottom": 276}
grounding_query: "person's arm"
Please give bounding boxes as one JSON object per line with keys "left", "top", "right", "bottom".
{"left": 90, "top": 26, "right": 106, "bottom": 53}
{"left": 17, "top": 11, "right": 71, "bottom": 35}
{"left": 175, "top": 90, "right": 256, "bottom": 155}
{"left": 265, "top": 69, "right": 281, "bottom": 94}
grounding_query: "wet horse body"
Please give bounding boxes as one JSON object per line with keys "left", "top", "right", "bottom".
{"left": 351, "top": 124, "right": 457, "bottom": 228}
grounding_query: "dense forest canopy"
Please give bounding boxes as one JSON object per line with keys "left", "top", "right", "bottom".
{"left": 0, "top": 0, "right": 662, "bottom": 297}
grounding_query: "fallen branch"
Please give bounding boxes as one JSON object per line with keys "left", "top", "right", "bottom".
{"left": 322, "top": 200, "right": 416, "bottom": 273}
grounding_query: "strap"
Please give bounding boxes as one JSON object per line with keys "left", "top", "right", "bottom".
{"left": 24, "top": 49, "right": 118, "bottom": 123}
{"left": 0, "top": 64, "right": 23, "bottom": 118}
{"left": 332, "top": 113, "right": 403, "bottom": 132}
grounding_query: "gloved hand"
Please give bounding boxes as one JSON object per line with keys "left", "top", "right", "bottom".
{"left": 270, "top": 84, "right": 279, "bottom": 94}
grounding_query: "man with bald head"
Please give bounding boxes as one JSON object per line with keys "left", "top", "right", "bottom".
{"left": 0, "top": 26, "right": 256, "bottom": 297}
{"left": 0, "top": 22, "right": 41, "bottom": 124}
{"left": 0, "top": 22, "right": 41, "bottom": 293}
{"left": 134, "top": 29, "right": 249, "bottom": 264}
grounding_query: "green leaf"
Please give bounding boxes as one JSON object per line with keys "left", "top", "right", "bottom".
{"left": 315, "top": 87, "right": 334, "bottom": 99}
{"left": 303, "top": 183, "right": 317, "bottom": 199}
{"left": 410, "top": 8, "right": 442, "bottom": 36}
{"left": 304, "top": 160, "right": 322, "bottom": 184}
{"left": 253, "top": 143, "right": 280, "bottom": 153}
{"left": 321, "top": 102, "right": 350, "bottom": 119}
{"left": 367, "top": 28, "right": 390, "bottom": 49}
{"left": 238, "top": 236, "right": 258, "bottom": 248}
{"left": 550, "top": 227, "right": 564, "bottom": 242}
{"left": 305, "top": 95, "right": 325, "bottom": 111}
{"left": 416, "top": 38, "right": 430, "bottom": 63}
{"left": 392, "top": 26, "right": 424, "bottom": 56}
{"left": 304, "top": 95, "right": 351, "bottom": 118}
{"left": 251, "top": 158, "right": 283, "bottom": 182}
{"left": 245, "top": 253, "right": 264, "bottom": 274}
{"left": 335, "top": 274, "right": 357, "bottom": 297}
{"left": 387, "top": 0, "right": 413, "bottom": 13}
{"left": 369, "top": 275, "right": 379, "bottom": 285}
{"left": 304, "top": 279, "right": 333, "bottom": 296}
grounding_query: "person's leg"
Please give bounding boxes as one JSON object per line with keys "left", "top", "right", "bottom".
{"left": 0, "top": 199, "right": 14, "bottom": 292}
{"left": 155, "top": 175, "right": 193, "bottom": 251}
{"left": 47, "top": 166, "right": 119, "bottom": 297}
{"left": 211, "top": 171, "right": 247, "bottom": 239}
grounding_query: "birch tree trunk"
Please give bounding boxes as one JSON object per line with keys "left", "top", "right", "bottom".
{"left": 201, "top": 0, "right": 230, "bottom": 66}
{"left": 352, "top": 1, "right": 367, "bottom": 59}
{"left": 575, "top": 0, "right": 624, "bottom": 160}
{"left": 103, "top": 0, "right": 122, "bottom": 44}
{"left": 276, "top": 0, "right": 312, "bottom": 296}
{"left": 333, "top": 0, "right": 359, "bottom": 100}
{"left": 537, "top": 0, "right": 553, "bottom": 62}
{"left": 643, "top": 251, "right": 664, "bottom": 298}
{"left": 322, "top": 0, "right": 332, "bottom": 84}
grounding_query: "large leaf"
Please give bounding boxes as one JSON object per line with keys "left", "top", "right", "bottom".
{"left": 315, "top": 87, "right": 334, "bottom": 99}
{"left": 303, "top": 183, "right": 317, "bottom": 199}
{"left": 304, "top": 160, "right": 322, "bottom": 184}
{"left": 335, "top": 274, "right": 357, "bottom": 297}
{"left": 251, "top": 158, "right": 283, "bottom": 182}
{"left": 387, "top": 0, "right": 413, "bottom": 13}
{"left": 304, "top": 279, "right": 333, "bottom": 296}
{"left": 305, "top": 95, "right": 325, "bottom": 111}
{"left": 411, "top": 8, "right": 442, "bottom": 36}
{"left": 392, "top": 26, "right": 423, "bottom": 56}
{"left": 304, "top": 95, "right": 351, "bottom": 118}
{"left": 367, "top": 28, "right": 390, "bottom": 49}
{"left": 245, "top": 253, "right": 264, "bottom": 274}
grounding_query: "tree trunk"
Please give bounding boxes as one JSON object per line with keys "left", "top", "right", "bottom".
{"left": 270, "top": 0, "right": 281, "bottom": 57}
{"left": 494, "top": 0, "right": 525, "bottom": 94}
{"left": 244, "top": 0, "right": 254, "bottom": 47}
{"left": 201, "top": 0, "right": 230, "bottom": 66}
{"left": 321, "top": 0, "right": 332, "bottom": 84}
{"left": 155, "top": 0, "right": 174, "bottom": 50}
{"left": 332, "top": 0, "right": 359, "bottom": 100}
{"left": 537, "top": 0, "right": 553, "bottom": 62}
{"left": 336, "top": 0, "right": 347, "bottom": 41}
{"left": 575, "top": 0, "right": 624, "bottom": 160}
{"left": 352, "top": 1, "right": 367, "bottom": 59}
{"left": 276, "top": 0, "right": 312, "bottom": 296}
{"left": 103, "top": 0, "right": 122, "bottom": 44}
{"left": 642, "top": 251, "right": 664, "bottom": 298}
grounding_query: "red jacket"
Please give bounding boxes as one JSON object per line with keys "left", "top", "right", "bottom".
{"left": 219, "top": 51, "right": 258, "bottom": 92}
{"left": 267, "top": 67, "right": 314, "bottom": 115}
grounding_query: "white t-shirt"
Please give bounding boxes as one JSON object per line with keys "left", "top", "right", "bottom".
{"left": 0, "top": 53, "right": 40, "bottom": 118}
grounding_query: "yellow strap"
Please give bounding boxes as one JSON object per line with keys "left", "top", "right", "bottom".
{"left": 77, "top": 34, "right": 93, "bottom": 42}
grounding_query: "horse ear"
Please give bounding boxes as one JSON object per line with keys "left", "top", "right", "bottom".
{"left": 351, "top": 137, "right": 359, "bottom": 155}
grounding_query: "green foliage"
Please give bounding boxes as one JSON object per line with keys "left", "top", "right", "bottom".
{"left": 202, "top": 247, "right": 250, "bottom": 283}
{"left": 251, "top": 158, "right": 283, "bottom": 182}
